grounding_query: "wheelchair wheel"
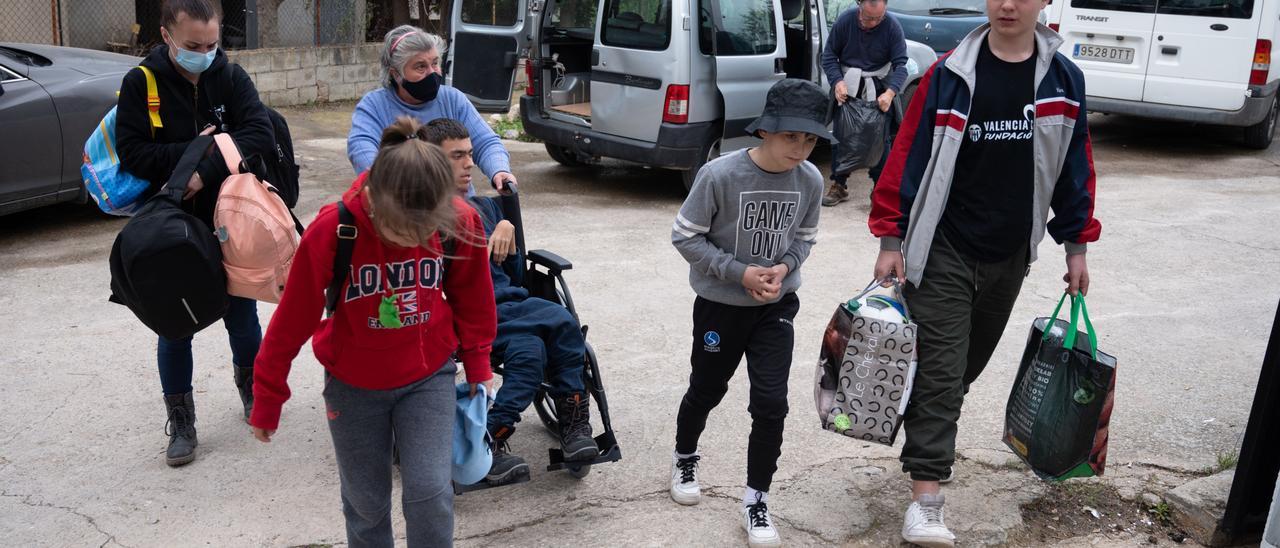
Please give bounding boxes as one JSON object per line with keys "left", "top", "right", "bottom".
{"left": 534, "top": 388, "right": 559, "bottom": 438}
{"left": 568, "top": 463, "right": 591, "bottom": 479}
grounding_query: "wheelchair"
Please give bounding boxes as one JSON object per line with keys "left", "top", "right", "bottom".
{"left": 455, "top": 184, "right": 622, "bottom": 493}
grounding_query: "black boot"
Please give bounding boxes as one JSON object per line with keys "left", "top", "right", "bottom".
{"left": 556, "top": 393, "right": 598, "bottom": 462}
{"left": 163, "top": 392, "right": 198, "bottom": 467}
{"left": 233, "top": 366, "right": 253, "bottom": 422}
{"left": 486, "top": 424, "right": 530, "bottom": 485}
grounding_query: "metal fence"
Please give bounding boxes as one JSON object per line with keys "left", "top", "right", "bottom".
{"left": 0, "top": 0, "right": 450, "bottom": 52}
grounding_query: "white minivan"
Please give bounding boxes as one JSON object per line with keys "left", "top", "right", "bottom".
{"left": 447, "top": 0, "right": 937, "bottom": 188}
{"left": 1044, "top": 0, "right": 1279, "bottom": 148}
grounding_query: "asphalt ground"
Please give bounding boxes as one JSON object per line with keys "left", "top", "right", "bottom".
{"left": 1, "top": 105, "right": 1277, "bottom": 546}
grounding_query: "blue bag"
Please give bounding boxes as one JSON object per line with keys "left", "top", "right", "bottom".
{"left": 453, "top": 383, "right": 493, "bottom": 485}
{"left": 82, "top": 106, "right": 152, "bottom": 216}
{"left": 81, "top": 66, "right": 162, "bottom": 216}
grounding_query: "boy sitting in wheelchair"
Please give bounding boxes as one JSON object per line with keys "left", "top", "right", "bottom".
{"left": 424, "top": 119, "right": 597, "bottom": 486}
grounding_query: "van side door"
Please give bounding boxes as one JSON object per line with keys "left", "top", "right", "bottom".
{"left": 592, "top": 0, "right": 680, "bottom": 143}
{"left": 1143, "top": 0, "right": 1263, "bottom": 111}
{"left": 448, "top": 0, "right": 532, "bottom": 112}
{"left": 704, "top": 0, "right": 789, "bottom": 153}
{"left": 1056, "top": 0, "right": 1157, "bottom": 102}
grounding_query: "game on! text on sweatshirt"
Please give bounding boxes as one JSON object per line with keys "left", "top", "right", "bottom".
{"left": 671, "top": 150, "right": 823, "bottom": 307}
{"left": 249, "top": 174, "right": 497, "bottom": 430}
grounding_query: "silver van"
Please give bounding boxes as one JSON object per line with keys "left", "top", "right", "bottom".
{"left": 448, "top": 0, "right": 937, "bottom": 188}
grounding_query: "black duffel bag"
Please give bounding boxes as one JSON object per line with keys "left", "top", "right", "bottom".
{"left": 109, "top": 135, "right": 228, "bottom": 340}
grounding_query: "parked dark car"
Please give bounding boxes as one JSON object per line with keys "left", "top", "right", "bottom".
{"left": 890, "top": 0, "right": 987, "bottom": 57}
{"left": 0, "top": 43, "right": 139, "bottom": 216}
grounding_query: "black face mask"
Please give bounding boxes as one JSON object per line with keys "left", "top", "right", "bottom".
{"left": 399, "top": 72, "right": 443, "bottom": 102}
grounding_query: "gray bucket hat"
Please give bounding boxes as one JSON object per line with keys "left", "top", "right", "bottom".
{"left": 744, "top": 79, "right": 835, "bottom": 142}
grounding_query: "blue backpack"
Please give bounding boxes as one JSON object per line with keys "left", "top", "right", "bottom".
{"left": 81, "top": 66, "right": 162, "bottom": 216}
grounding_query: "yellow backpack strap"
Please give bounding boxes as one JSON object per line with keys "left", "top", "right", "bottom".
{"left": 137, "top": 66, "right": 163, "bottom": 137}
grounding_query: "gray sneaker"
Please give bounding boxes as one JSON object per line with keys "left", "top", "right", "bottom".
{"left": 822, "top": 183, "right": 850, "bottom": 206}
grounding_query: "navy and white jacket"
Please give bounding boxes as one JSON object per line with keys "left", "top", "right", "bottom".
{"left": 869, "top": 23, "right": 1102, "bottom": 286}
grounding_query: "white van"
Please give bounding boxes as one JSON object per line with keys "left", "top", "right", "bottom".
{"left": 447, "top": 0, "right": 937, "bottom": 188}
{"left": 1044, "top": 0, "right": 1279, "bottom": 148}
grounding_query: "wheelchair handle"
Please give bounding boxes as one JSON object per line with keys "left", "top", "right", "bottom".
{"left": 497, "top": 183, "right": 526, "bottom": 256}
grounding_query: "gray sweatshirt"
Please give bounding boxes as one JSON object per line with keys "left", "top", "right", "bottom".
{"left": 672, "top": 149, "right": 822, "bottom": 307}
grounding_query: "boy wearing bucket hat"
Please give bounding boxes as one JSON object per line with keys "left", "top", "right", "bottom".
{"left": 669, "top": 78, "right": 830, "bottom": 547}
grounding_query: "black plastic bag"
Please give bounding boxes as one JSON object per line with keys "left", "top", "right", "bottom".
{"left": 832, "top": 96, "right": 888, "bottom": 177}
{"left": 1004, "top": 293, "right": 1117, "bottom": 481}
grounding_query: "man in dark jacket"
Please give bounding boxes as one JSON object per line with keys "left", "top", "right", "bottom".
{"left": 820, "top": 0, "right": 908, "bottom": 207}
{"left": 115, "top": 0, "right": 274, "bottom": 468}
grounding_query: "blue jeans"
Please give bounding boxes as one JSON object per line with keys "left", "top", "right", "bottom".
{"left": 325, "top": 363, "right": 456, "bottom": 548}
{"left": 487, "top": 298, "right": 586, "bottom": 428}
{"left": 156, "top": 296, "right": 261, "bottom": 395}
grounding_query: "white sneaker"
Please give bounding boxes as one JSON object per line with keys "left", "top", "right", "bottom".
{"left": 669, "top": 453, "right": 701, "bottom": 505}
{"left": 742, "top": 495, "right": 782, "bottom": 547}
{"left": 902, "top": 494, "right": 956, "bottom": 548}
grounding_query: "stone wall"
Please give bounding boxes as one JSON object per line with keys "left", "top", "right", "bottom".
{"left": 227, "top": 44, "right": 382, "bottom": 107}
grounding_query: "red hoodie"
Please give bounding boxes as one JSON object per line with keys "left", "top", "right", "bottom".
{"left": 249, "top": 174, "right": 496, "bottom": 430}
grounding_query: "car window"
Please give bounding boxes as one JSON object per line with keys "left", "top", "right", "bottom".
{"left": 462, "top": 0, "right": 520, "bottom": 27}
{"left": 698, "top": 0, "right": 778, "bottom": 55}
{"left": 1069, "top": 0, "right": 1156, "bottom": 14}
{"left": 601, "top": 0, "right": 673, "bottom": 50}
{"left": 886, "top": 0, "right": 985, "bottom": 14}
{"left": 1156, "top": 0, "right": 1253, "bottom": 18}
{"left": 0, "top": 65, "right": 21, "bottom": 82}
{"left": 824, "top": 0, "right": 858, "bottom": 31}
{"left": 550, "top": 0, "right": 598, "bottom": 29}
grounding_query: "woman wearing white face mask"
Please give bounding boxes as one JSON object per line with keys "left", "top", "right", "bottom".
{"left": 115, "top": 0, "right": 275, "bottom": 468}
{"left": 347, "top": 25, "right": 519, "bottom": 194}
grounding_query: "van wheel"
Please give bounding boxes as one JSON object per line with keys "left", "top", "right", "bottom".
{"left": 545, "top": 143, "right": 586, "bottom": 167}
{"left": 680, "top": 137, "right": 722, "bottom": 192}
{"left": 1243, "top": 95, "right": 1278, "bottom": 150}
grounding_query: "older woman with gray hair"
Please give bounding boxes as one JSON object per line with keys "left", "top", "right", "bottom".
{"left": 347, "top": 25, "right": 517, "bottom": 191}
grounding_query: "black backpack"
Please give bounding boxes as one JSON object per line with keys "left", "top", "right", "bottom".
{"left": 260, "top": 107, "right": 300, "bottom": 209}
{"left": 109, "top": 135, "right": 229, "bottom": 340}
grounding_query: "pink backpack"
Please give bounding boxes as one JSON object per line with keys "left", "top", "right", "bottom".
{"left": 212, "top": 134, "right": 301, "bottom": 304}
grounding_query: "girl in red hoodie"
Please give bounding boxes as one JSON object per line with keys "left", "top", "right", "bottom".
{"left": 248, "top": 117, "right": 496, "bottom": 547}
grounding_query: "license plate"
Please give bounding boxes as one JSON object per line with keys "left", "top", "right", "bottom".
{"left": 1073, "top": 44, "right": 1136, "bottom": 64}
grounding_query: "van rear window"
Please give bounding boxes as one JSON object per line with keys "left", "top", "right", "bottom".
{"left": 462, "top": 0, "right": 520, "bottom": 26}
{"left": 551, "top": 0, "right": 598, "bottom": 30}
{"left": 1069, "top": 0, "right": 1156, "bottom": 14}
{"left": 1071, "top": 0, "right": 1254, "bottom": 17}
{"left": 1156, "top": 0, "right": 1253, "bottom": 18}
{"left": 601, "top": 0, "right": 673, "bottom": 50}
{"left": 698, "top": 0, "right": 779, "bottom": 55}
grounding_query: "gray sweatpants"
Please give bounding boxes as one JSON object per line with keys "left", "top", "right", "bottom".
{"left": 324, "top": 362, "right": 456, "bottom": 548}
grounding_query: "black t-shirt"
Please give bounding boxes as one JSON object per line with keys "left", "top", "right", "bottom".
{"left": 939, "top": 39, "right": 1036, "bottom": 262}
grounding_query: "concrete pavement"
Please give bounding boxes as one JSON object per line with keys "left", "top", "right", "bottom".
{"left": 1, "top": 107, "right": 1277, "bottom": 546}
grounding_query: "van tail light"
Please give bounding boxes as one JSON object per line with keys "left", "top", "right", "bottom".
{"left": 663, "top": 84, "right": 690, "bottom": 124}
{"left": 1049, "top": 23, "right": 1060, "bottom": 32}
{"left": 525, "top": 59, "right": 537, "bottom": 96}
{"left": 1251, "top": 40, "right": 1271, "bottom": 86}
